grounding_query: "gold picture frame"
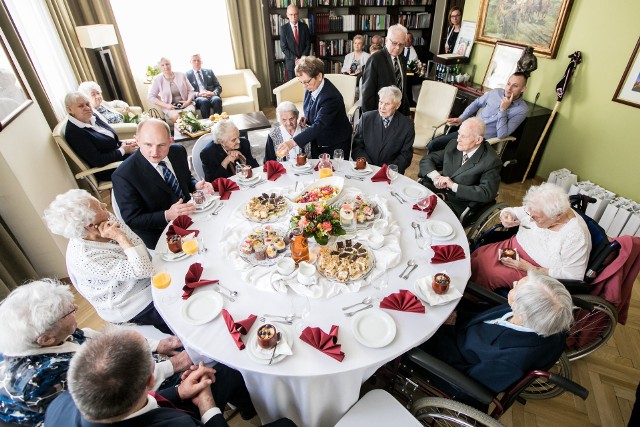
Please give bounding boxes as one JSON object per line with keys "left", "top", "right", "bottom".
{"left": 0, "top": 27, "right": 32, "bottom": 131}
{"left": 475, "top": 0, "right": 574, "bottom": 59}
{"left": 612, "top": 36, "right": 640, "bottom": 109}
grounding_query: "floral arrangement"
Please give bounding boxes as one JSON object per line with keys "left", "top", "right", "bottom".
{"left": 123, "top": 111, "right": 140, "bottom": 124}
{"left": 145, "top": 65, "right": 160, "bottom": 83}
{"left": 176, "top": 111, "right": 210, "bottom": 134}
{"left": 290, "top": 202, "right": 345, "bottom": 245}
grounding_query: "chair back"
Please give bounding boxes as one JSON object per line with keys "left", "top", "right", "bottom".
{"left": 52, "top": 119, "right": 99, "bottom": 191}
{"left": 414, "top": 80, "right": 457, "bottom": 148}
{"left": 324, "top": 74, "right": 358, "bottom": 114}
{"left": 192, "top": 133, "right": 215, "bottom": 181}
{"left": 111, "top": 189, "right": 123, "bottom": 220}
{"left": 273, "top": 79, "right": 305, "bottom": 116}
{"left": 334, "top": 389, "right": 422, "bottom": 426}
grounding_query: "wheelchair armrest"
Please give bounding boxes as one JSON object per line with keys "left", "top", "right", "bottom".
{"left": 558, "top": 279, "right": 591, "bottom": 295}
{"left": 465, "top": 281, "right": 507, "bottom": 306}
{"left": 486, "top": 136, "right": 516, "bottom": 145}
{"left": 571, "top": 295, "right": 595, "bottom": 311}
{"left": 405, "top": 348, "right": 495, "bottom": 405}
{"left": 75, "top": 161, "right": 122, "bottom": 179}
{"left": 431, "top": 119, "right": 449, "bottom": 130}
{"left": 546, "top": 372, "right": 589, "bottom": 400}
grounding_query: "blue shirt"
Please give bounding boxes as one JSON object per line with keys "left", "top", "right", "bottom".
{"left": 459, "top": 88, "right": 529, "bottom": 139}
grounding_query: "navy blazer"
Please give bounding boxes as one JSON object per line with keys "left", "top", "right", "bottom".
{"left": 361, "top": 48, "right": 409, "bottom": 115}
{"left": 351, "top": 111, "right": 415, "bottom": 174}
{"left": 186, "top": 69, "right": 222, "bottom": 96}
{"left": 65, "top": 115, "right": 123, "bottom": 180}
{"left": 293, "top": 79, "right": 352, "bottom": 159}
{"left": 112, "top": 146, "right": 197, "bottom": 249}
{"left": 280, "top": 21, "right": 311, "bottom": 72}
{"left": 200, "top": 138, "right": 259, "bottom": 182}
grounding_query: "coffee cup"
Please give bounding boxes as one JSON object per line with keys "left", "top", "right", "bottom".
{"left": 372, "top": 219, "right": 390, "bottom": 236}
{"left": 367, "top": 233, "right": 384, "bottom": 249}
{"left": 276, "top": 257, "right": 296, "bottom": 276}
{"left": 297, "top": 261, "right": 317, "bottom": 286}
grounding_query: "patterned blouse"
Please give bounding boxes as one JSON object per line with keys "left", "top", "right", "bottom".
{"left": 95, "top": 104, "right": 123, "bottom": 124}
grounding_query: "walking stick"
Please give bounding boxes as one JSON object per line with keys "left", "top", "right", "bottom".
{"left": 521, "top": 51, "right": 582, "bottom": 183}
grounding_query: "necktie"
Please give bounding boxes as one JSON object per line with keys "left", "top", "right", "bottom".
{"left": 382, "top": 117, "right": 390, "bottom": 128}
{"left": 196, "top": 71, "right": 206, "bottom": 92}
{"left": 394, "top": 57, "right": 402, "bottom": 91}
{"left": 159, "top": 161, "right": 185, "bottom": 200}
{"left": 404, "top": 48, "right": 410, "bottom": 61}
{"left": 294, "top": 25, "right": 299, "bottom": 56}
{"left": 461, "top": 153, "right": 469, "bottom": 166}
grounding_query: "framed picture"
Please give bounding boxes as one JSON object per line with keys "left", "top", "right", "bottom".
{"left": 0, "top": 28, "right": 32, "bottom": 131}
{"left": 482, "top": 42, "right": 525, "bottom": 90}
{"left": 475, "top": 0, "right": 574, "bottom": 59}
{"left": 452, "top": 21, "right": 477, "bottom": 58}
{"left": 612, "top": 36, "right": 640, "bottom": 109}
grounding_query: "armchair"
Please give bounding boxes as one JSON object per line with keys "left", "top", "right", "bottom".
{"left": 411, "top": 80, "right": 457, "bottom": 149}
{"left": 216, "top": 69, "right": 261, "bottom": 115}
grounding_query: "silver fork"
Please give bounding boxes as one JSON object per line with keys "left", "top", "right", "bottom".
{"left": 345, "top": 175, "right": 365, "bottom": 180}
{"left": 390, "top": 191, "right": 405, "bottom": 204}
{"left": 217, "top": 283, "right": 238, "bottom": 297}
{"left": 344, "top": 304, "right": 373, "bottom": 317}
{"left": 210, "top": 202, "right": 225, "bottom": 215}
{"left": 294, "top": 172, "right": 313, "bottom": 176}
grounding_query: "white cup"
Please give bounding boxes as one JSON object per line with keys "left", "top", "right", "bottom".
{"left": 276, "top": 257, "right": 295, "bottom": 276}
{"left": 373, "top": 219, "right": 390, "bottom": 236}
{"left": 367, "top": 233, "right": 385, "bottom": 249}
{"left": 297, "top": 261, "right": 317, "bottom": 286}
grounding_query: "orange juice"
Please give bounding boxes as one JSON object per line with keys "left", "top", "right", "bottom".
{"left": 152, "top": 272, "right": 171, "bottom": 289}
{"left": 318, "top": 168, "right": 333, "bottom": 179}
{"left": 182, "top": 239, "right": 199, "bottom": 255}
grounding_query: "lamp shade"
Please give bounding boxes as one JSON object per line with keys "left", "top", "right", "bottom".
{"left": 76, "top": 24, "right": 118, "bottom": 49}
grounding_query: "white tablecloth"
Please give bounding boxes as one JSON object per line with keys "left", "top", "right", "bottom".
{"left": 151, "top": 164, "right": 471, "bottom": 427}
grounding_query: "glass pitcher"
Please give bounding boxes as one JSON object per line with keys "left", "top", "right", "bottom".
{"left": 290, "top": 227, "right": 309, "bottom": 265}
{"left": 317, "top": 153, "right": 333, "bottom": 178}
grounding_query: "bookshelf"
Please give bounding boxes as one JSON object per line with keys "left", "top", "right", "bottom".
{"left": 262, "top": 0, "right": 436, "bottom": 103}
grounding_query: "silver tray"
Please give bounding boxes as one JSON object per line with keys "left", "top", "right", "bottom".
{"left": 241, "top": 194, "right": 290, "bottom": 224}
{"left": 238, "top": 226, "right": 291, "bottom": 267}
{"left": 316, "top": 239, "right": 376, "bottom": 283}
{"left": 333, "top": 196, "right": 384, "bottom": 230}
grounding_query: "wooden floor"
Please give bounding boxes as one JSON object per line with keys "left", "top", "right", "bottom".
{"left": 80, "top": 139, "right": 639, "bottom": 426}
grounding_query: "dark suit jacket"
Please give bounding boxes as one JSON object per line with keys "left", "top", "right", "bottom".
{"left": 280, "top": 21, "right": 311, "bottom": 73}
{"left": 112, "top": 146, "right": 197, "bottom": 249}
{"left": 293, "top": 79, "right": 352, "bottom": 159}
{"left": 186, "top": 69, "right": 222, "bottom": 96}
{"left": 65, "top": 115, "right": 124, "bottom": 180}
{"left": 200, "top": 137, "right": 259, "bottom": 182}
{"left": 351, "top": 111, "right": 414, "bottom": 174}
{"left": 361, "top": 48, "right": 409, "bottom": 115}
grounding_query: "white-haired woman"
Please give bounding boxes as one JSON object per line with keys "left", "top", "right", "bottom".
{"left": 200, "top": 120, "right": 259, "bottom": 181}
{"left": 78, "top": 80, "right": 130, "bottom": 124}
{"left": 264, "top": 101, "right": 310, "bottom": 163}
{"left": 471, "top": 182, "right": 591, "bottom": 290}
{"left": 341, "top": 35, "right": 370, "bottom": 76}
{"left": 43, "top": 189, "right": 170, "bottom": 333}
{"left": 148, "top": 57, "right": 195, "bottom": 123}
{"left": 0, "top": 279, "right": 186, "bottom": 426}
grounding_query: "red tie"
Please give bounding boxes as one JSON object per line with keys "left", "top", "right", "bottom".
{"left": 294, "top": 25, "right": 299, "bottom": 45}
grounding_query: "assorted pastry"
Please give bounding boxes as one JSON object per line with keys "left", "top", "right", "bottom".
{"left": 295, "top": 185, "right": 340, "bottom": 204}
{"left": 317, "top": 239, "right": 372, "bottom": 282}
{"left": 239, "top": 226, "right": 289, "bottom": 263}
{"left": 340, "top": 195, "right": 380, "bottom": 225}
{"left": 245, "top": 193, "right": 288, "bottom": 222}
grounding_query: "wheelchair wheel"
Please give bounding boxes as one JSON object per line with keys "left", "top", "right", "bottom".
{"left": 466, "top": 203, "right": 508, "bottom": 245}
{"left": 519, "top": 353, "right": 571, "bottom": 400}
{"left": 412, "top": 397, "right": 503, "bottom": 427}
{"left": 565, "top": 295, "right": 617, "bottom": 361}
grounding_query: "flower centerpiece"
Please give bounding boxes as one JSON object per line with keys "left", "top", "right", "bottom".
{"left": 175, "top": 111, "right": 210, "bottom": 135}
{"left": 290, "top": 202, "right": 346, "bottom": 245}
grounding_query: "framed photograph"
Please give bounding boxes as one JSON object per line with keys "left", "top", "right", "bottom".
{"left": 612, "top": 36, "right": 640, "bottom": 109}
{"left": 452, "top": 21, "right": 477, "bottom": 58}
{"left": 482, "top": 42, "right": 525, "bottom": 90}
{"left": 475, "top": 0, "right": 573, "bottom": 59}
{"left": 0, "top": 28, "right": 32, "bottom": 131}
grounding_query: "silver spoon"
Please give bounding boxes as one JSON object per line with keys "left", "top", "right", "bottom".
{"left": 411, "top": 222, "right": 423, "bottom": 239}
{"left": 344, "top": 304, "right": 373, "bottom": 317}
{"left": 216, "top": 283, "right": 238, "bottom": 297}
{"left": 214, "top": 288, "right": 235, "bottom": 302}
{"left": 269, "top": 332, "right": 281, "bottom": 365}
{"left": 260, "top": 314, "right": 296, "bottom": 322}
{"left": 210, "top": 203, "right": 225, "bottom": 215}
{"left": 398, "top": 259, "right": 413, "bottom": 278}
{"left": 402, "top": 259, "right": 418, "bottom": 280}
{"left": 390, "top": 191, "right": 405, "bottom": 204}
{"left": 342, "top": 296, "right": 373, "bottom": 311}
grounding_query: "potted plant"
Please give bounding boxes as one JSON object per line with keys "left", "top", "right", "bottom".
{"left": 145, "top": 65, "right": 160, "bottom": 83}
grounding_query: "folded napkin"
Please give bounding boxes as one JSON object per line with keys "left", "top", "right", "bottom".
{"left": 221, "top": 309, "right": 257, "bottom": 350}
{"left": 182, "top": 262, "right": 219, "bottom": 300}
{"left": 431, "top": 244, "right": 466, "bottom": 264}
{"left": 167, "top": 215, "right": 199, "bottom": 238}
{"left": 412, "top": 195, "right": 438, "bottom": 219}
{"left": 313, "top": 162, "right": 335, "bottom": 172}
{"left": 416, "top": 276, "right": 463, "bottom": 306}
{"left": 370, "top": 164, "right": 390, "bottom": 184}
{"left": 380, "top": 289, "right": 425, "bottom": 313}
{"left": 263, "top": 160, "right": 286, "bottom": 181}
{"left": 299, "top": 325, "right": 345, "bottom": 362}
{"left": 212, "top": 177, "right": 239, "bottom": 200}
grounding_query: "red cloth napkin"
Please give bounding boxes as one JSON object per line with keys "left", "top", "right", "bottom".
{"left": 221, "top": 309, "right": 257, "bottom": 350}
{"left": 263, "top": 160, "right": 286, "bottom": 181}
{"left": 299, "top": 325, "right": 344, "bottom": 362}
{"left": 166, "top": 215, "right": 199, "bottom": 238}
{"left": 380, "top": 289, "right": 425, "bottom": 313}
{"left": 313, "top": 162, "right": 335, "bottom": 171}
{"left": 431, "top": 244, "right": 466, "bottom": 264}
{"left": 412, "top": 195, "right": 438, "bottom": 219}
{"left": 370, "top": 164, "right": 390, "bottom": 184}
{"left": 212, "top": 177, "right": 239, "bottom": 200}
{"left": 182, "top": 262, "right": 218, "bottom": 300}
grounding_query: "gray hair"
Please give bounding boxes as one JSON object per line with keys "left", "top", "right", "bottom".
{"left": 78, "top": 81, "right": 101, "bottom": 98}
{"left": 276, "top": 101, "right": 299, "bottom": 121}
{"left": 378, "top": 86, "right": 402, "bottom": 105}
{"left": 68, "top": 330, "right": 152, "bottom": 421}
{"left": 523, "top": 182, "right": 570, "bottom": 219}
{"left": 64, "top": 91, "right": 89, "bottom": 108}
{"left": 157, "top": 57, "right": 171, "bottom": 67}
{"left": 213, "top": 120, "right": 239, "bottom": 144}
{"left": 44, "top": 189, "right": 96, "bottom": 239}
{"left": 512, "top": 271, "right": 573, "bottom": 337}
{"left": 461, "top": 117, "right": 486, "bottom": 140}
{"left": 295, "top": 56, "right": 325, "bottom": 78}
{"left": 137, "top": 117, "right": 172, "bottom": 140}
{"left": 0, "top": 279, "right": 75, "bottom": 354}
{"left": 386, "top": 24, "right": 408, "bottom": 39}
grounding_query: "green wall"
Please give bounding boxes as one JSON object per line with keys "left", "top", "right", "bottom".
{"left": 462, "top": 0, "right": 640, "bottom": 200}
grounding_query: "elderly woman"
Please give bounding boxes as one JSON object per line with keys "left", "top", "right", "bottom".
{"left": 78, "top": 81, "right": 130, "bottom": 124}
{"left": 148, "top": 57, "right": 195, "bottom": 123}
{"left": 43, "top": 189, "right": 170, "bottom": 334}
{"left": 341, "top": 35, "right": 370, "bottom": 76}
{"left": 0, "top": 279, "right": 188, "bottom": 426}
{"left": 264, "top": 101, "right": 310, "bottom": 163}
{"left": 200, "top": 120, "right": 259, "bottom": 181}
{"left": 64, "top": 91, "right": 137, "bottom": 180}
{"left": 421, "top": 271, "right": 573, "bottom": 395}
{"left": 471, "top": 183, "right": 591, "bottom": 290}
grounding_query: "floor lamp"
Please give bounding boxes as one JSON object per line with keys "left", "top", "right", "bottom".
{"left": 76, "top": 24, "right": 122, "bottom": 100}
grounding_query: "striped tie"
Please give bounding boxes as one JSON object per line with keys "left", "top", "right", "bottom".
{"left": 159, "top": 161, "right": 185, "bottom": 200}
{"left": 196, "top": 71, "right": 206, "bottom": 92}
{"left": 394, "top": 57, "right": 402, "bottom": 91}
{"left": 382, "top": 117, "right": 390, "bottom": 128}
{"left": 461, "top": 153, "right": 469, "bottom": 166}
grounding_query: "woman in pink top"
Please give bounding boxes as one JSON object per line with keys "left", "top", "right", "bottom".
{"left": 148, "top": 57, "right": 195, "bottom": 123}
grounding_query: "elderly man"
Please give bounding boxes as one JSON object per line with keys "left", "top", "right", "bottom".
{"left": 403, "top": 33, "right": 418, "bottom": 63}
{"left": 351, "top": 86, "right": 414, "bottom": 174}
{"left": 427, "top": 72, "right": 529, "bottom": 152}
{"left": 419, "top": 117, "right": 502, "bottom": 222}
{"left": 280, "top": 4, "right": 310, "bottom": 81}
{"left": 361, "top": 24, "right": 410, "bottom": 116}
{"left": 112, "top": 118, "right": 213, "bottom": 249}
{"left": 45, "top": 330, "right": 296, "bottom": 427}
{"left": 186, "top": 54, "right": 223, "bottom": 118}
{"left": 368, "top": 34, "right": 383, "bottom": 52}
{"left": 64, "top": 91, "right": 137, "bottom": 180}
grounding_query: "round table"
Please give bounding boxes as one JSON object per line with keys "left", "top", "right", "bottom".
{"left": 152, "top": 163, "right": 471, "bottom": 427}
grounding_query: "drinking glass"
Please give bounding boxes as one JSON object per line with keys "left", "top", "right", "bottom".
{"left": 291, "top": 295, "right": 311, "bottom": 334}
{"left": 386, "top": 164, "right": 399, "bottom": 183}
{"left": 373, "top": 270, "right": 389, "bottom": 302}
{"left": 333, "top": 149, "right": 344, "bottom": 172}
{"left": 416, "top": 196, "right": 431, "bottom": 213}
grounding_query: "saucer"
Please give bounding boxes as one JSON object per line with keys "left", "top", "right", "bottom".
{"left": 237, "top": 173, "right": 261, "bottom": 184}
{"left": 246, "top": 327, "right": 293, "bottom": 365}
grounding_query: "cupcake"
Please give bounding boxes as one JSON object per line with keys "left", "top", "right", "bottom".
{"left": 266, "top": 245, "right": 278, "bottom": 259}
{"left": 274, "top": 238, "right": 286, "bottom": 253}
{"left": 241, "top": 242, "right": 253, "bottom": 255}
{"left": 254, "top": 243, "right": 266, "bottom": 260}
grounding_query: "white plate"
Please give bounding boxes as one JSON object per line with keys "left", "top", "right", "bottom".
{"left": 246, "top": 327, "right": 293, "bottom": 365}
{"left": 349, "top": 162, "right": 373, "bottom": 175}
{"left": 426, "top": 220, "right": 454, "bottom": 239}
{"left": 290, "top": 162, "right": 313, "bottom": 171}
{"left": 195, "top": 196, "right": 219, "bottom": 212}
{"left": 351, "top": 309, "right": 397, "bottom": 348}
{"left": 181, "top": 291, "right": 223, "bottom": 325}
{"left": 414, "top": 275, "right": 463, "bottom": 306}
{"left": 160, "top": 251, "right": 190, "bottom": 262}
{"left": 401, "top": 186, "right": 428, "bottom": 200}
{"left": 237, "top": 172, "right": 261, "bottom": 184}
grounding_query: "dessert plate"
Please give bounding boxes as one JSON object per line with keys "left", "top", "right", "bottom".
{"left": 351, "top": 309, "right": 396, "bottom": 348}
{"left": 401, "top": 185, "right": 428, "bottom": 200}
{"left": 160, "top": 251, "right": 190, "bottom": 262}
{"left": 414, "top": 275, "right": 463, "bottom": 306}
{"left": 237, "top": 173, "right": 261, "bottom": 185}
{"left": 290, "top": 162, "right": 313, "bottom": 171}
{"left": 349, "top": 162, "right": 373, "bottom": 175}
{"left": 195, "top": 196, "right": 219, "bottom": 212}
{"left": 181, "top": 291, "right": 223, "bottom": 325}
{"left": 425, "top": 220, "right": 455, "bottom": 239}
{"left": 246, "top": 327, "right": 293, "bottom": 365}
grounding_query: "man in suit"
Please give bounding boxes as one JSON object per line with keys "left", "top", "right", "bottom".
{"left": 419, "top": 117, "right": 502, "bottom": 221}
{"left": 351, "top": 86, "right": 414, "bottom": 174}
{"left": 45, "top": 329, "right": 296, "bottom": 427}
{"left": 361, "top": 24, "right": 410, "bottom": 116}
{"left": 280, "top": 4, "right": 310, "bottom": 82}
{"left": 112, "top": 119, "right": 213, "bottom": 249}
{"left": 186, "top": 54, "right": 223, "bottom": 118}
{"left": 64, "top": 91, "right": 137, "bottom": 180}
{"left": 274, "top": 56, "right": 352, "bottom": 160}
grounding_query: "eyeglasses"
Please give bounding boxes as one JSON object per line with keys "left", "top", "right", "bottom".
{"left": 388, "top": 39, "right": 405, "bottom": 48}
{"left": 523, "top": 207, "right": 543, "bottom": 221}
{"left": 298, "top": 77, "right": 314, "bottom": 86}
{"left": 61, "top": 304, "right": 78, "bottom": 320}
{"left": 451, "top": 14, "right": 461, "bottom": 18}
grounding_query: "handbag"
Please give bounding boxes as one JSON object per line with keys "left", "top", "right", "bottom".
{"left": 145, "top": 108, "right": 163, "bottom": 119}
